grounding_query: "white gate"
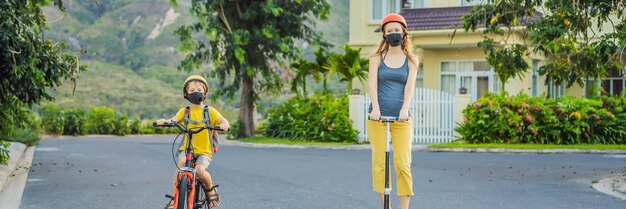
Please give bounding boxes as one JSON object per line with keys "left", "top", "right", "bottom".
{"left": 362, "top": 88, "right": 456, "bottom": 144}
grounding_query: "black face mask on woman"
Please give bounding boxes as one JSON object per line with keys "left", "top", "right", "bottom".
{"left": 385, "top": 33, "right": 404, "bottom": 47}
{"left": 186, "top": 92, "right": 205, "bottom": 104}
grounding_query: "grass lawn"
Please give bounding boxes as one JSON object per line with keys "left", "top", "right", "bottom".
{"left": 237, "top": 137, "right": 357, "bottom": 146}
{"left": 429, "top": 143, "right": 626, "bottom": 150}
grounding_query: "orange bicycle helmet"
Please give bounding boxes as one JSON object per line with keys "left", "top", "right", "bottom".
{"left": 381, "top": 13, "right": 407, "bottom": 30}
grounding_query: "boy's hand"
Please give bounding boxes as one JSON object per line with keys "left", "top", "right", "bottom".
{"left": 155, "top": 119, "right": 169, "bottom": 125}
{"left": 220, "top": 122, "right": 230, "bottom": 132}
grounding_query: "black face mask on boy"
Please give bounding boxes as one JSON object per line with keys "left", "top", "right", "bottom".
{"left": 385, "top": 33, "right": 404, "bottom": 47}
{"left": 186, "top": 92, "right": 205, "bottom": 105}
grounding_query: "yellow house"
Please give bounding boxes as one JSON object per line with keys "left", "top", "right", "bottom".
{"left": 348, "top": 0, "right": 626, "bottom": 100}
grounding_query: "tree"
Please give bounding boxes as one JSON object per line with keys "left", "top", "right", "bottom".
{"left": 325, "top": 44, "right": 369, "bottom": 95}
{"left": 289, "top": 48, "right": 333, "bottom": 96}
{"left": 172, "top": 0, "right": 331, "bottom": 138}
{"left": 460, "top": 0, "right": 626, "bottom": 89}
{"left": 0, "top": 0, "right": 85, "bottom": 165}
{"left": 290, "top": 58, "right": 319, "bottom": 97}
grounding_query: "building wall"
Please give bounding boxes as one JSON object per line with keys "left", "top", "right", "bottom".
{"left": 349, "top": 0, "right": 384, "bottom": 47}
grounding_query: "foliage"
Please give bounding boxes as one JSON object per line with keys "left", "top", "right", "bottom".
{"left": 63, "top": 107, "right": 87, "bottom": 136}
{"left": 0, "top": 0, "right": 85, "bottom": 141}
{"left": 460, "top": 0, "right": 626, "bottom": 88}
{"left": 0, "top": 142, "right": 8, "bottom": 166}
{"left": 113, "top": 113, "right": 131, "bottom": 136}
{"left": 41, "top": 104, "right": 65, "bottom": 135}
{"left": 130, "top": 116, "right": 142, "bottom": 134}
{"left": 263, "top": 93, "right": 358, "bottom": 143}
{"left": 86, "top": 106, "right": 116, "bottom": 134}
{"left": 325, "top": 44, "right": 369, "bottom": 94}
{"left": 173, "top": 0, "right": 331, "bottom": 137}
{"left": 7, "top": 127, "right": 40, "bottom": 146}
{"left": 456, "top": 92, "right": 626, "bottom": 144}
{"left": 290, "top": 48, "right": 333, "bottom": 96}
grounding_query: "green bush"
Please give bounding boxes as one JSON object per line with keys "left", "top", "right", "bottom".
{"left": 0, "top": 142, "right": 8, "bottom": 165}
{"left": 113, "top": 113, "right": 131, "bottom": 136}
{"left": 227, "top": 120, "right": 242, "bottom": 140}
{"left": 8, "top": 126, "right": 40, "bottom": 146}
{"left": 139, "top": 120, "right": 156, "bottom": 134}
{"left": 86, "top": 106, "right": 116, "bottom": 134}
{"left": 41, "top": 104, "right": 64, "bottom": 135}
{"left": 263, "top": 93, "right": 358, "bottom": 143}
{"left": 130, "top": 116, "right": 141, "bottom": 134}
{"left": 63, "top": 108, "right": 87, "bottom": 136}
{"left": 456, "top": 92, "right": 626, "bottom": 144}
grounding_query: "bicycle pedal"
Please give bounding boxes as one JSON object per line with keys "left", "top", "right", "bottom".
{"left": 165, "top": 194, "right": 174, "bottom": 199}
{"left": 194, "top": 203, "right": 204, "bottom": 209}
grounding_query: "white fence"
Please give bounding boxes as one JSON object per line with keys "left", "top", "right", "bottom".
{"left": 360, "top": 88, "right": 456, "bottom": 144}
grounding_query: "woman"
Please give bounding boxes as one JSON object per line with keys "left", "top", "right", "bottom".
{"left": 367, "top": 13, "right": 419, "bottom": 209}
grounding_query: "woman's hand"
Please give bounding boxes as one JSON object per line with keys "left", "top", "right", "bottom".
{"left": 399, "top": 107, "right": 410, "bottom": 121}
{"left": 370, "top": 108, "right": 381, "bottom": 121}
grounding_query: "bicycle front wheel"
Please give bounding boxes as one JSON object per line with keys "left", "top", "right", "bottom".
{"left": 194, "top": 180, "right": 209, "bottom": 209}
{"left": 178, "top": 176, "right": 189, "bottom": 209}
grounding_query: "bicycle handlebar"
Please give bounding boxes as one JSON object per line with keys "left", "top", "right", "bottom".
{"left": 152, "top": 121, "right": 225, "bottom": 133}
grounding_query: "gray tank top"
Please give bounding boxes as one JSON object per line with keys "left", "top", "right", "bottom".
{"left": 368, "top": 55, "right": 409, "bottom": 117}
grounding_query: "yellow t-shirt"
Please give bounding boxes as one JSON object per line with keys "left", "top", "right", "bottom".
{"left": 174, "top": 106, "right": 222, "bottom": 157}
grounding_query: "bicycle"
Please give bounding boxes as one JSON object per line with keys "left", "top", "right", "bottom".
{"left": 153, "top": 121, "right": 223, "bottom": 209}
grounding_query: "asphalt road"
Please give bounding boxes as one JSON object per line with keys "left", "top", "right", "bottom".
{"left": 21, "top": 135, "right": 626, "bottom": 209}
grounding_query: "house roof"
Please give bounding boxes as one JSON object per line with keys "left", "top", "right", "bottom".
{"left": 376, "top": 6, "right": 541, "bottom": 32}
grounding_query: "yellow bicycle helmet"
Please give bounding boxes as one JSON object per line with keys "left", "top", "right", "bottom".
{"left": 182, "top": 75, "right": 208, "bottom": 98}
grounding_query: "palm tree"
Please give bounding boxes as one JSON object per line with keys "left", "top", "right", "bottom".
{"left": 325, "top": 44, "right": 369, "bottom": 95}
{"left": 313, "top": 49, "right": 332, "bottom": 93}
{"left": 290, "top": 58, "right": 320, "bottom": 97}
{"left": 290, "top": 48, "right": 333, "bottom": 96}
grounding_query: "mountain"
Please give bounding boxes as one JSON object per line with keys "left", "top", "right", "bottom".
{"left": 42, "top": 0, "right": 350, "bottom": 119}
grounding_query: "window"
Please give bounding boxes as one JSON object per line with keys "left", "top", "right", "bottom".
{"left": 408, "top": 0, "right": 425, "bottom": 8}
{"left": 531, "top": 60, "right": 539, "bottom": 97}
{"left": 371, "top": 0, "right": 402, "bottom": 21}
{"left": 547, "top": 80, "right": 565, "bottom": 99}
{"left": 461, "top": 0, "right": 482, "bottom": 6}
{"left": 440, "top": 60, "right": 495, "bottom": 101}
{"left": 601, "top": 68, "right": 625, "bottom": 95}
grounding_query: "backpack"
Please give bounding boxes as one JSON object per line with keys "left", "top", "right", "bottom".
{"left": 183, "top": 105, "right": 220, "bottom": 154}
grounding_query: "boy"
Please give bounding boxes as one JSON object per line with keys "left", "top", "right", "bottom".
{"left": 156, "top": 75, "right": 230, "bottom": 209}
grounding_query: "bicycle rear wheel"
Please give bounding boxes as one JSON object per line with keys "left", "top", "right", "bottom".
{"left": 178, "top": 176, "right": 189, "bottom": 209}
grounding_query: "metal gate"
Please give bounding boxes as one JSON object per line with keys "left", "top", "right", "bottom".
{"left": 362, "top": 88, "right": 456, "bottom": 144}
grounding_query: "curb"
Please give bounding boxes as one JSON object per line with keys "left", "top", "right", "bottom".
{"left": 0, "top": 142, "right": 27, "bottom": 194}
{"left": 0, "top": 146, "right": 35, "bottom": 209}
{"left": 220, "top": 140, "right": 428, "bottom": 151}
{"left": 222, "top": 140, "right": 626, "bottom": 154}
{"left": 427, "top": 147, "right": 626, "bottom": 154}
{"left": 593, "top": 173, "right": 626, "bottom": 201}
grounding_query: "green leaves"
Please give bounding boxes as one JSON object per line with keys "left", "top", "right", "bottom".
{"left": 176, "top": 0, "right": 331, "bottom": 99}
{"left": 457, "top": 92, "right": 626, "bottom": 144}
{"left": 176, "top": 0, "right": 331, "bottom": 137}
{"left": 263, "top": 93, "right": 358, "bottom": 142}
{"left": 460, "top": 0, "right": 626, "bottom": 89}
{"left": 324, "top": 44, "right": 369, "bottom": 95}
{"left": 1, "top": 0, "right": 84, "bottom": 146}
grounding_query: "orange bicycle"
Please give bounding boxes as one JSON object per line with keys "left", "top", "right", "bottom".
{"left": 153, "top": 121, "right": 222, "bottom": 209}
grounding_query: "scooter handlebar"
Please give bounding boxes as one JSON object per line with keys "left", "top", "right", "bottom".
{"left": 368, "top": 116, "right": 399, "bottom": 122}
